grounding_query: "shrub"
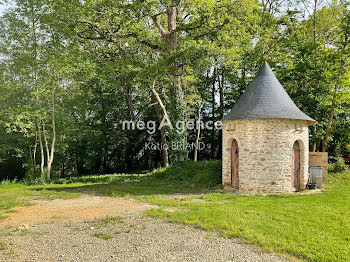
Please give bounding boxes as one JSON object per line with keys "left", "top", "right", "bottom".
{"left": 23, "top": 170, "right": 46, "bottom": 185}
{"left": 329, "top": 157, "right": 348, "bottom": 173}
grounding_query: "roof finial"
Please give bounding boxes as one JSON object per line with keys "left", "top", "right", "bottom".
{"left": 257, "top": 61, "right": 273, "bottom": 77}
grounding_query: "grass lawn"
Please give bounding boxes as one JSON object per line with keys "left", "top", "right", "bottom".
{"left": 1, "top": 161, "right": 349, "bottom": 261}
{"left": 141, "top": 171, "right": 350, "bottom": 262}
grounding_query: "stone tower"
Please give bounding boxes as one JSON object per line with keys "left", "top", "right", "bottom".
{"left": 222, "top": 62, "right": 316, "bottom": 194}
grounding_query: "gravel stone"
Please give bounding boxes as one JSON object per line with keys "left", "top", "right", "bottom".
{"left": 0, "top": 196, "right": 289, "bottom": 262}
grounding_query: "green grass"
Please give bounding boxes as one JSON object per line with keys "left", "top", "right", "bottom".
{"left": 144, "top": 171, "right": 350, "bottom": 262}
{"left": 100, "top": 215, "right": 124, "bottom": 224}
{"left": 40, "top": 161, "right": 222, "bottom": 197}
{"left": 92, "top": 232, "right": 113, "bottom": 240}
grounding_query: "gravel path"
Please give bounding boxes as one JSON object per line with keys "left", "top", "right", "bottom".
{"left": 0, "top": 195, "right": 289, "bottom": 262}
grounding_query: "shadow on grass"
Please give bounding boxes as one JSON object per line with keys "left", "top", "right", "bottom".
{"left": 29, "top": 161, "right": 223, "bottom": 197}
{"left": 31, "top": 175, "right": 219, "bottom": 197}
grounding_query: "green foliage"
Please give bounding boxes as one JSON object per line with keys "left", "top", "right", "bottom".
{"left": 329, "top": 157, "right": 349, "bottom": 173}
{"left": 22, "top": 170, "right": 46, "bottom": 185}
{"left": 0, "top": 0, "right": 349, "bottom": 179}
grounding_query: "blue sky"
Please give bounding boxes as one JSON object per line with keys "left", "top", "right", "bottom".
{"left": 0, "top": 2, "right": 11, "bottom": 16}
{"left": 0, "top": 5, "right": 6, "bottom": 15}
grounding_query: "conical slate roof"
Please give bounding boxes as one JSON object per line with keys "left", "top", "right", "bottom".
{"left": 222, "top": 62, "right": 316, "bottom": 125}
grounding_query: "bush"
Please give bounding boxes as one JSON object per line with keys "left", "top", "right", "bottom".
{"left": 23, "top": 170, "right": 46, "bottom": 185}
{"left": 329, "top": 157, "right": 348, "bottom": 173}
{"left": 0, "top": 178, "right": 25, "bottom": 190}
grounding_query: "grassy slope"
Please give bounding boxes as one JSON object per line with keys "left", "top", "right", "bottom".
{"left": 41, "top": 161, "right": 222, "bottom": 196}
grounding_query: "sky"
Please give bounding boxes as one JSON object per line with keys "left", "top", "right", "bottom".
{"left": 0, "top": 1, "right": 11, "bottom": 16}
{"left": 0, "top": 5, "right": 6, "bottom": 16}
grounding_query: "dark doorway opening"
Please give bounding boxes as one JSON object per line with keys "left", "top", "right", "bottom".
{"left": 292, "top": 141, "right": 301, "bottom": 191}
{"left": 231, "top": 139, "right": 239, "bottom": 189}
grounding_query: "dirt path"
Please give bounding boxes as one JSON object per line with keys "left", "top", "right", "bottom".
{"left": 0, "top": 196, "right": 152, "bottom": 228}
{"left": 0, "top": 195, "right": 289, "bottom": 262}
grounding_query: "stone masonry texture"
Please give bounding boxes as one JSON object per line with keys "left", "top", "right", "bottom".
{"left": 222, "top": 118, "right": 309, "bottom": 194}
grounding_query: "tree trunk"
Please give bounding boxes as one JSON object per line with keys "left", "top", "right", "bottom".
{"left": 218, "top": 67, "right": 224, "bottom": 159}
{"left": 37, "top": 120, "right": 45, "bottom": 175}
{"left": 310, "top": 125, "right": 317, "bottom": 152}
{"left": 151, "top": 82, "right": 169, "bottom": 167}
{"left": 322, "top": 60, "right": 345, "bottom": 152}
{"left": 29, "top": 146, "right": 34, "bottom": 170}
{"left": 312, "top": 0, "right": 318, "bottom": 67}
{"left": 42, "top": 87, "right": 56, "bottom": 180}
{"left": 101, "top": 84, "right": 108, "bottom": 173}
{"left": 150, "top": 4, "right": 188, "bottom": 163}
{"left": 42, "top": 119, "right": 50, "bottom": 178}
{"left": 194, "top": 103, "right": 203, "bottom": 162}
{"left": 31, "top": 5, "right": 44, "bottom": 176}
{"left": 47, "top": 87, "right": 56, "bottom": 180}
{"left": 33, "top": 132, "right": 38, "bottom": 170}
{"left": 322, "top": 22, "right": 348, "bottom": 151}
{"left": 125, "top": 81, "right": 136, "bottom": 120}
{"left": 219, "top": 68, "right": 224, "bottom": 119}
{"left": 211, "top": 67, "right": 216, "bottom": 159}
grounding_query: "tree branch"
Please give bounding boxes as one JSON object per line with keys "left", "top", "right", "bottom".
{"left": 76, "top": 21, "right": 160, "bottom": 50}
{"left": 151, "top": 14, "right": 167, "bottom": 38}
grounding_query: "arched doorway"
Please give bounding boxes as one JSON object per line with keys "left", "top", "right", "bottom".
{"left": 231, "top": 139, "right": 239, "bottom": 189}
{"left": 291, "top": 141, "right": 301, "bottom": 191}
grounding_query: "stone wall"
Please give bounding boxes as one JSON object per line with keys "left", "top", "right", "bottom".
{"left": 309, "top": 152, "right": 328, "bottom": 181}
{"left": 222, "top": 118, "right": 309, "bottom": 194}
